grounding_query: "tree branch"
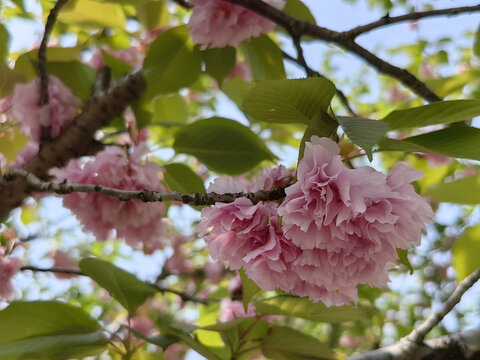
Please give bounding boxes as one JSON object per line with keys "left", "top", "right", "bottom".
{"left": 0, "top": 71, "right": 146, "bottom": 221}
{"left": 2, "top": 169, "right": 287, "bottom": 206}
{"left": 343, "top": 5, "right": 480, "bottom": 38}
{"left": 21, "top": 265, "right": 210, "bottom": 304}
{"left": 38, "top": 0, "right": 69, "bottom": 106}
{"left": 349, "top": 268, "right": 480, "bottom": 360}
{"left": 225, "top": 0, "right": 441, "bottom": 103}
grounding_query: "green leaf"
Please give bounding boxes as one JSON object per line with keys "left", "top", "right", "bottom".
{"left": 0, "top": 301, "right": 107, "bottom": 360}
{"left": 58, "top": 0, "right": 126, "bottom": 29}
{"left": 298, "top": 111, "right": 338, "bottom": 162}
{"left": 241, "top": 35, "right": 285, "bottom": 81}
{"left": 136, "top": 0, "right": 168, "bottom": 30}
{"left": 79, "top": 258, "right": 156, "bottom": 314}
{"left": 337, "top": 116, "right": 387, "bottom": 161}
{"left": 0, "top": 128, "right": 29, "bottom": 164}
{"left": 240, "top": 268, "right": 261, "bottom": 312}
{"left": 221, "top": 76, "right": 254, "bottom": 110}
{"left": 163, "top": 163, "right": 206, "bottom": 194}
{"left": 203, "top": 47, "right": 236, "bottom": 85}
{"left": 452, "top": 226, "right": 480, "bottom": 281}
{"left": 244, "top": 77, "right": 336, "bottom": 125}
{"left": 173, "top": 117, "right": 275, "bottom": 175}
{"left": 427, "top": 174, "right": 480, "bottom": 204}
{"left": 143, "top": 25, "right": 202, "bottom": 97}
{"left": 46, "top": 61, "right": 96, "bottom": 102}
{"left": 397, "top": 249, "right": 413, "bottom": 274}
{"left": 254, "top": 295, "right": 360, "bottom": 323}
{"left": 127, "top": 326, "right": 180, "bottom": 351}
{"left": 382, "top": 100, "right": 480, "bottom": 130}
{"left": 261, "top": 325, "right": 337, "bottom": 360}
{"left": 101, "top": 49, "right": 134, "bottom": 79}
{"left": 0, "top": 65, "right": 25, "bottom": 97}
{"left": 0, "top": 24, "right": 10, "bottom": 64}
{"left": 283, "top": 0, "right": 316, "bottom": 24}
{"left": 378, "top": 126, "right": 480, "bottom": 161}
{"left": 474, "top": 24, "right": 480, "bottom": 57}
{"left": 152, "top": 94, "right": 189, "bottom": 123}
{"left": 425, "top": 71, "right": 477, "bottom": 98}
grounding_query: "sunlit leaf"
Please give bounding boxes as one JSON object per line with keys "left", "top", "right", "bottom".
{"left": 79, "top": 258, "right": 156, "bottom": 314}
{"left": 299, "top": 111, "right": 338, "bottom": 162}
{"left": 241, "top": 35, "right": 285, "bottom": 81}
{"left": 261, "top": 325, "right": 337, "bottom": 360}
{"left": 46, "top": 61, "right": 96, "bottom": 101}
{"left": 173, "top": 117, "right": 276, "bottom": 175}
{"left": 337, "top": 116, "right": 387, "bottom": 161}
{"left": 254, "top": 295, "right": 360, "bottom": 323}
{"left": 203, "top": 47, "right": 236, "bottom": 85}
{"left": 378, "top": 126, "right": 480, "bottom": 161}
{"left": 283, "top": 0, "right": 316, "bottom": 24}
{"left": 0, "top": 301, "right": 107, "bottom": 360}
{"left": 427, "top": 174, "right": 480, "bottom": 204}
{"left": 59, "top": 0, "right": 126, "bottom": 29}
{"left": 244, "top": 77, "right": 336, "bottom": 124}
{"left": 0, "top": 24, "right": 10, "bottom": 64}
{"left": 452, "top": 225, "right": 480, "bottom": 281}
{"left": 0, "top": 65, "right": 24, "bottom": 97}
{"left": 397, "top": 249, "right": 413, "bottom": 274}
{"left": 143, "top": 25, "right": 201, "bottom": 97}
{"left": 382, "top": 100, "right": 480, "bottom": 130}
{"left": 240, "top": 268, "right": 261, "bottom": 312}
{"left": 163, "top": 163, "right": 206, "bottom": 194}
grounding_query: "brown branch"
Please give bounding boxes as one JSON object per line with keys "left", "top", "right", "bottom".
{"left": 21, "top": 265, "right": 210, "bottom": 304}
{"left": 343, "top": 5, "right": 480, "bottom": 38}
{"left": 2, "top": 169, "right": 287, "bottom": 206}
{"left": 225, "top": 0, "right": 441, "bottom": 103}
{"left": 38, "top": 0, "right": 69, "bottom": 106}
{"left": 281, "top": 50, "right": 357, "bottom": 116}
{"left": 349, "top": 268, "right": 480, "bottom": 360}
{"left": 0, "top": 71, "right": 146, "bottom": 221}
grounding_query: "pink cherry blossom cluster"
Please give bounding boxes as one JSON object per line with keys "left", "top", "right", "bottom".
{"left": 187, "top": 0, "right": 285, "bottom": 49}
{"left": 198, "top": 136, "right": 433, "bottom": 306}
{"left": 50, "top": 144, "right": 167, "bottom": 253}
{"left": 0, "top": 75, "right": 82, "bottom": 168}
{"left": 0, "top": 245, "right": 21, "bottom": 300}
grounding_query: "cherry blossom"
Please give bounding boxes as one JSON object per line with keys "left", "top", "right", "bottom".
{"left": 188, "top": 0, "right": 285, "bottom": 49}
{"left": 50, "top": 144, "right": 167, "bottom": 253}
{"left": 219, "top": 298, "right": 256, "bottom": 322}
{"left": 278, "top": 136, "right": 433, "bottom": 306}
{"left": 51, "top": 251, "right": 79, "bottom": 279}
{"left": 0, "top": 256, "right": 21, "bottom": 300}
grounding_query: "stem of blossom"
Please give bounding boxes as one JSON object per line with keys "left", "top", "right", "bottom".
{"left": 406, "top": 267, "right": 480, "bottom": 345}
{"left": 20, "top": 265, "right": 211, "bottom": 304}
{"left": 38, "top": 0, "right": 69, "bottom": 106}
{"left": 2, "top": 169, "right": 287, "bottom": 206}
{"left": 348, "top": 268, "right": 480, "bottom": 360}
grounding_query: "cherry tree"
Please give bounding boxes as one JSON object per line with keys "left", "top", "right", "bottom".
{"left": 0, "top": 0, "right": 479, "bottom": 359}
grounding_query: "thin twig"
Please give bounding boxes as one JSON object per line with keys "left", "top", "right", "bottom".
{"left": 38, "top": 0, "right": 69, "bottom": 106}
{"left": 225, "top": 0, "right": 441, "bottom": 103}
{"left": 170, "top": 0, "right": 193, "bottom": 9}
{"left": 406, "top": 267, "right": 480, "bottom": 345}
{"left": 291, "top": 35, "right": 313, "bottom": 77}
{"left": 343, "top": 5, "right": 480, "bottom": 38}
{"left": 2, "top": 169, "right": 287, "bottom": 206}
{"left": 282, "top": 50, "right": 357, "bottom": 116}
{"left": 21, "top": 265, "right": 210, "bottom": 304}
{"left": 348, "top": 268, "right": 480, "bottom": 360}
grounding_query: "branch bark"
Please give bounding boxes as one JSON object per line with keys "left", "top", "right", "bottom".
{"left": 349, "top": 268, "right": 480, "bottom": 360}
{"left": 2, "top": 169, "right": 287, "bottom": 206}
{"left": 225, "top": 0, "right": 441, "bottom": 103}
{"left": 343, "top": 5, "right": 480, "bottom": 38}
{"left": 38, "top": 0, "right": 69, "bottom": 106}
{"left": 0, "top": 71, "right": 146, "bottom": 221}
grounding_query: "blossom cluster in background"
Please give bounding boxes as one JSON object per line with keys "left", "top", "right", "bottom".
{"left": 188, "top": 0, "right": 285, "bottom": 49}
{"left": 198, "top": 137, "right": 433, "bottom": 306}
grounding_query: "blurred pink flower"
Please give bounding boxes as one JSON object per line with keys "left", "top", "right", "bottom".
{"left": 129, "top": 316, "right": 156, "bottom": 337}
{"left": 340, "top": 335, "right": 366, "bottom": 348}
{"left": 226, "top": 61, "right": 252, "bottom": 82}
{"left": 219, "top": 298, "right": 256, "bottom": 322}
{"left": 10, "top": 75, "right": 81, "bottom": 142}
{"left": 188, "top": 0, "right": 285, "bottom": 49}
{"left": 52, "top": 251, "right": 79, "bottom": 279}
{"left": 204, "top": 261, "right": 224, "bottom": 283}
{"left": 419, "top": 63, "right": 435, "bottom": 79}
{"left": 278, "top": 136, "right": 433, "bottom": 306}
{"left": 386, "top": 87, "right": 408, "bottom": 103}
{"left": 50, "top": 144, "right": 167, "bottom": 253}
{"left": 418, "top": 153, "right": 452, "bottom": 167}
{"left": 0, "top": 256, "right": 21, "bottom": 300}
{"left": 165, "top": 249, "right": 194, "bottom": 275}
{"left": 164, "top": 343, "right": 187, "bottom": 360}
{"left": 198, "top": 166, "right": 298, "bottom": 291}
